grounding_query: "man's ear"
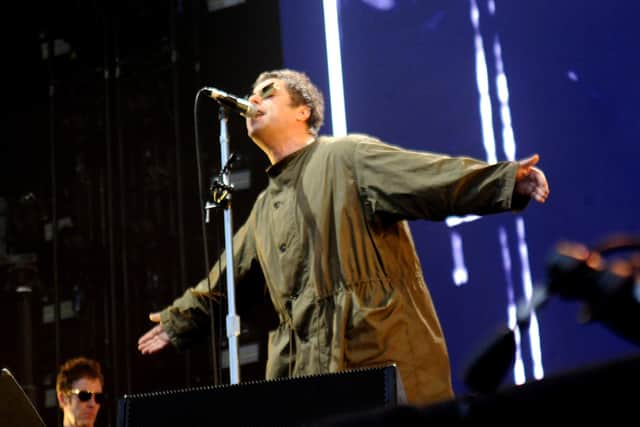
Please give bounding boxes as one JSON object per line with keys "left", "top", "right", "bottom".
{"left": 58, "top": 391, "right": 68, "bottom": 408}
{"left": 296, "top": 105, "right": 311, "bottom": 122}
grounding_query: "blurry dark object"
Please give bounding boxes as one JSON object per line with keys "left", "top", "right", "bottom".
{"left": 463, "top": 286, "right": 547, "bottom": 394}
{"left": 548, "top": 235, "right": 640, "bottom": 345}
{"left": 335, "top": 354, "right": 640, "bottom": 426}
{"left": 463, "top": 325, "right": 515, "bottom": 394}
{"left": 464, "top": 234, "right": 640, "bottom": 395}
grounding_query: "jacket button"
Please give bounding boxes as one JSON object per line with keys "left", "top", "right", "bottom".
{"left": 274, "top": 201, "right": 281, "bottom": 209}
{"left": 279, "top": 243, "right": 286, "bottom": 252}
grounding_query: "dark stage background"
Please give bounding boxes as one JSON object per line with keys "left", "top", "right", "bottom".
{"left": 1, "top": 1, "right": 639, "bottom": 426}
{"left": 1, "top": 1, "right": 282, "bottom": 426}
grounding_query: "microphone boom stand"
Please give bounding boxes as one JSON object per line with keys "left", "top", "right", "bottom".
{"left": 204, "top": 106, "right": 241, "bottom": 384}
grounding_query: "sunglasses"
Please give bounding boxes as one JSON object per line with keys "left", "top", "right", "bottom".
{"left": 69, "top": 389, "right": 105, "bottom": 404}
{"left": 247, "top": 81, "right": 278, "bottom": 100}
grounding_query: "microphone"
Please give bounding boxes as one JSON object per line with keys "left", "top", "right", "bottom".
{"left": 202, "top": 87, "right": 258, "bottom": 118}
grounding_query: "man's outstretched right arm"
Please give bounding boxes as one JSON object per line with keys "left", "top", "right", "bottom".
{"left": 137, "top": 216, "right": 259, "bottom": 355}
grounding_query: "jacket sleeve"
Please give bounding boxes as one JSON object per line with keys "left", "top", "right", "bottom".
{"left": 352, "top": 135, "right": 526, "bottom": 222}
{"left": 159, "top": 209, "right": 259, "bottom": 350}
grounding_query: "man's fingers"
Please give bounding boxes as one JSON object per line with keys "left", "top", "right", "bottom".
{"left": 138, "top": 323, "right": 162, "bottom": 346}
{"left": 138, "top": 324, "right": 169, "bottom": 354}
{"left": 533, "top": 187, "right": 549, "bottom": 203}
{"left": 137, "top": 327, "right": 155, "bottom": 347}
{"left": 138, "top": 335, "right": 158, "bottom": 354}
{"left": 139, "top": 340, "right": 159, "bottom": 355}
{"left": 518, "top": 174, "right": 549, "bottom": 203}
{"left": 149, "top": 312, "right": 161, "bottom": 322}
{"left": 519, "top": 154, "right": 539, "bottom": 169}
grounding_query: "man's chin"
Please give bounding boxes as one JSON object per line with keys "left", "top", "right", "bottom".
{"left": 247, "top": 127, "right": 265, "bottom": 142}
{"left": 77, "top": 413, "right": 97, "bottom": 426}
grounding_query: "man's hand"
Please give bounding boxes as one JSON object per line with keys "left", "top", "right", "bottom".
{"left": 137, "top": 312, "right": 171, "bottom": 355}
{"left": 515, "top": 154, "right": 550, "bottom": 203}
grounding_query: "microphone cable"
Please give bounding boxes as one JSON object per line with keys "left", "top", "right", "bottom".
{"left": 193, "top": 88, "right": 220, "bottom": 385}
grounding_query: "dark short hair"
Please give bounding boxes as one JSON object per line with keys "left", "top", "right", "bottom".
{"left": 56, "top": 357, "right": 104, "bottom": 394}
{"left": 253, "top": 69, "right": 325, "bottom": 136}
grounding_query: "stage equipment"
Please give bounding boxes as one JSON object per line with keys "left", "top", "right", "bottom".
{"left": 0, "top": 368, "right": 45, "bottom": 427}
{"left": 117, "top": 365, "right": 405, "bottom": 426}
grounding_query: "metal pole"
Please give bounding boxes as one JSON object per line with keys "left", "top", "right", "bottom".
{"left": 217, "top": 107, "right": 241, "bottom": 384}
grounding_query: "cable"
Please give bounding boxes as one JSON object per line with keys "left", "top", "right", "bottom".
{"left": 193, "top": 89, "right": 219, "bottom": 385}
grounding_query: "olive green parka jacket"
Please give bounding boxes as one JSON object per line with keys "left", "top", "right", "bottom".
{"left": 160, "top": 134, "right": 524, "bottom": 405}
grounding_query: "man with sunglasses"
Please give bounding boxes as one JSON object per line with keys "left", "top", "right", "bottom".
{"left": 138, "top": 69, "right": 549, "bottom": 406}
{"left": 56, "top": 357, "right": 104, "bottom": 427}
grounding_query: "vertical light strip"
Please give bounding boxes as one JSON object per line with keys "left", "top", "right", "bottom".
{"left": 469, "top": 0, "right": 497, "bottom": 164}
{"left": 322, "top": 0, "right": 348, "bottom": 136}
{"left": 492, "top": 37, "right": 515, "bottom": 161}
{"left": 450, "top": 231, "right": 469, "bottom": 286}
{"left": 516, "top": 217, "right": 544, "bottom": 379}
{"left": 489, "top": 0, "right": 544, "bottom": 380}
{"left": 499, "top": 227, "right": 526, "bottom": 385}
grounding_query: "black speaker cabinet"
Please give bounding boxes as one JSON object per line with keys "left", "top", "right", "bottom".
{"left": 117, "top": 364, "right": 405, "bottom": 426}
